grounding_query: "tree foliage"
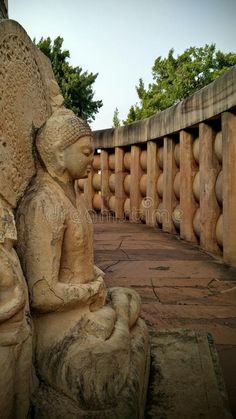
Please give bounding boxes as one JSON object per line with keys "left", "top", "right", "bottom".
{"left": 112, "top": 107, "right": 120, "bottom": 128}
{"left": 35, "top": 36, "right": 103, "bottom": 122}
{"left": 123, "top": 44, "right": 236, "bottom": 124}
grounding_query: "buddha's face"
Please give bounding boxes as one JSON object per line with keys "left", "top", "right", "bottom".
{"left": 63, "top": 135, "right": 94, "bottom": 180}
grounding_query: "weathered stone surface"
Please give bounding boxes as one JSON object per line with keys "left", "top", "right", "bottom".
{"left": 222, "top": 111, "right": 236, "bottom": 266}
{"left": 101, "top": 150, "right": 111, "bottom": 214}
{"left": 0, "top": 19, "right": 149, "bottom": 418}
{"left": 98, "top": 259, "right": 233, "bottom": 280}
{"left": 141, "top": 303, "right": 236, "bottom": 321}
{"left": 0, "top": 204, "right": 32, "bottom": 419}
{"left": 16, "top": 108, "right": 149, "bottom": 417}
{"left": 94, "top": 220, "right": 236, "bottom": 416}
{"left": 0, "top": 20, "right": 52, "bottom": 208}
{"left": 180, "top": 130, "right": 198, "bottom": 243}
{"left": 199, "top": 122, "right": 221, "bottom": 254}
{"left": 217, "top": 345, "right": 236, "bottom": 417}
{"left": 130, "top": 145, "right": 143, "bottom": 222}
{"left": 146, "top": 141, "right": 160, "bottom": 226}
{"left": 115, "top": 147, "right": 126, "bottom": 219}
{"left": 153, "top": 286, "right": 211, "bottom": 303}
{"left": 0, "top": 19, "right": 53, "bottom": 419}
{"left": 146, "top": 330, "right": 232, "bottom": 419}
{"left": 162, "top": 137, "right": 178, "bottom": 233}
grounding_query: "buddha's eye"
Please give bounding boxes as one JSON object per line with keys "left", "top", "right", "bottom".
{"left": 83, "top": 148, "right": 92, "bottom": 157}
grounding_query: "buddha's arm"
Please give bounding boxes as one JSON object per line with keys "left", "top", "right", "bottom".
{"left": 0, "top": 287, "right": 25, "bottom": 322}
{"left": 0, "top": 248, "right": 25, "bottom": 322}
{"left": 31, "top": 276, "right": 106, "bottom": 313}
{"left": 17, "top": 196, "right": 105, "bottom": 313}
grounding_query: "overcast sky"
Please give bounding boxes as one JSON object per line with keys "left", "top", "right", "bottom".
{"left": 9, "top": 0, "right": 236, "bottom": 130}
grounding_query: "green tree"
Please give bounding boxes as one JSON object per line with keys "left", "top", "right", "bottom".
{"left": 112, "top": 107, "right": 120, "bottom": 127}
{"left": 35, "top": 36, "right": 103, "bottom": 122}
{"left": 123, "top": 44, "right": 236, "bottom": 124}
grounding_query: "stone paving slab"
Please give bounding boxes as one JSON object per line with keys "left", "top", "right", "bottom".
{"left": 141, "top": 302, "right": 236, "bottom": 321}
{"left": 94, "top": 220, "right": 236, "bottom": 417}
{"left": 100, "top": 259, "right": 236, "bottom": 280}
{"left": 95, "top": 249, "right": 211, "bottom": 261}
{"left": 152, "top": 277, "right": 213, "bottom": 287}
{"left": 145, "top": 330, "right": 232, "bottom": 419}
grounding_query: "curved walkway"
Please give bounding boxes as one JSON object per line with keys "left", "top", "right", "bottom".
{"left": 94, "top": 219, "right": 236, "bottom": 417}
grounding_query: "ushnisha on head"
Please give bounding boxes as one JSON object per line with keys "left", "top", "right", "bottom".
{"left": 36, "top": 108, "right": 94, "bottom": 180}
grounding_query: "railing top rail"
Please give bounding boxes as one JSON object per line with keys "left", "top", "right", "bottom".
{"left": 93, "top": 65, "right": 236, "bottom": 149}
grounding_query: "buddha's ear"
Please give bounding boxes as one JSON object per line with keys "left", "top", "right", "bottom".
{"left": 54, "top": 150, "right": 66, "bottom": 176}
{"left": 55, "top": 149, "right": 65, "bottom": 173}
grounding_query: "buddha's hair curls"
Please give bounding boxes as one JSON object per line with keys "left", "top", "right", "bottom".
{"left": 36, "top": 108, "right": 92, "bottom": 167}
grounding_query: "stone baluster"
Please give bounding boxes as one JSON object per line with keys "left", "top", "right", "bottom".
{"left": 222, "top": 111, "right": 236, "bottom": 266}
{"left": 146, "top": 141, "right": 160, "bottom": 226}
{"left": 163, "top": 137, "right": 178, "bottom": 233}
{"left": 101, "top": 150, "right": 111, "bottom": 215}
{"left": 130, "top": 145, "right": 143, "bottom": 222}
{"left": 199, "top": 123, "right": 221, "bottom": 254}
{"left": 180, "top": 130, "right": 199, "bottom": 243}
{"left": 115, "top": 147, "right": 126, "bottom": 219}
{"left": 83, "top": 168, "right": 95, "bottom": 210}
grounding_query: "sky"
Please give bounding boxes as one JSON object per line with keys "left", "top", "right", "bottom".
{"left": 9, "top": 0, "right": 236, "bottom": 130}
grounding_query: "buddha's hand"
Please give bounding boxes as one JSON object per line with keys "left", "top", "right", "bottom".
{"left": 61, "top": 275, "right": 107, "bottom": 309}
{"left": 108, "top": 287, "right": 141, "bottom": 328}
{"left": 94, "top": 265, "right": 105, "bottom": 279}
{"left": 89, "top": 275, "right": 107, "bottom": 311}
{"left": 31, "top": 275, "right": 107, "bottom": 313}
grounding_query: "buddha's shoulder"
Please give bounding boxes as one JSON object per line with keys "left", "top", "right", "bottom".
{"left": 18, "top": 173, "right": 63, "bottom": 213}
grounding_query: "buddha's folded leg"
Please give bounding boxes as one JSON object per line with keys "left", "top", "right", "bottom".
{"left": 35, "top": 300, "right": 149, "bottom": 412}
{"left": 33, "top": 316, "right": 149, "bottom": 419}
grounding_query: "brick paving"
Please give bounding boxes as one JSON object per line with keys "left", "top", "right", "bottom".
{"left": 94, "top": 219, "right": 236, "bottom": 417}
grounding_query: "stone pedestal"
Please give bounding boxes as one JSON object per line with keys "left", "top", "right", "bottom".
{"left": 146, "top": 330, "right": 232, "bottom": 419}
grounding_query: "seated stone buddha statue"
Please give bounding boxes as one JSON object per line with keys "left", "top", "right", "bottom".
{"left": 0, "top": 200, "right": 32, "bottom": 419}
{"left": 16, "top": 108, "right": 149, "bottom": 418}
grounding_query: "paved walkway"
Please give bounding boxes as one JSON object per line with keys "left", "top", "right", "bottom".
{"left": 94, "top": 219, "right": 236, "bottom": 417}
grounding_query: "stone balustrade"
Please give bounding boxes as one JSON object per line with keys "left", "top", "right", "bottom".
{"left": 79, "top": 65, "right": 236, "bottom": 267}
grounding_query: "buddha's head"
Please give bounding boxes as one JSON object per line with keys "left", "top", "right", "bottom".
{"left": 36, "top": 108, "right": 94, "bottom": 180}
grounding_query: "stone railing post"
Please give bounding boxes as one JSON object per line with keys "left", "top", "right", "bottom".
{"left": 101, "top": 150, "right": 110, "bottom": 215}
{"left": 199, "top": 123, "right": 221, "bottom": 254}
{"left": 180, "top": 130, "right": 198, "bottom": 243}
{"left": 115, "top": 147, "right": 126, "bottom": 219}
{"left": 130, "top": 145, "right": 143, "bottom": 222}
{"left": 163, "top": 137, "right": 178, "bottom": 233}
{"left": 146, "top": 141, "right": 160, "bottom": 226}
{"left": 83, "top": 169, "right": 95, "bottom": 211}
{"left": 222, "top": 111, "right": 236, "bottom": 266}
